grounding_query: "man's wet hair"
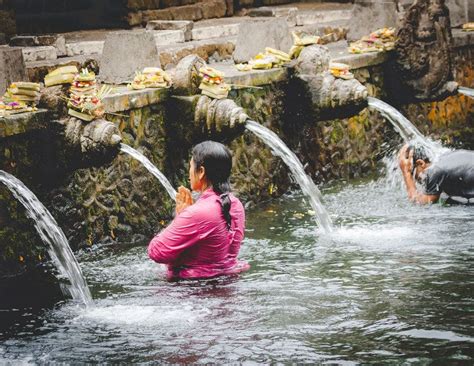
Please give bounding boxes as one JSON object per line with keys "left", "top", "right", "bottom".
{"left": 408, "top": 144, "right": 430, "bottom": 175}
{"left": 408, "top": 144, "right": 431, "bottom": 163}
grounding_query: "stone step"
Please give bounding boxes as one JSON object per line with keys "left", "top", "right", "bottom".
{"left": 22, "top": 46, "right": 58, "bottom": 62}
{"left": 153, "top": 30, "right": 186, "bottom": 45}
{"left": 296, "top": 9, "right": 352, "bottom": 26}
{"left": 146, "top": 20, "right": 193, "bottom": 41}
{"left": 66, "top": 41, "right": 104, "bottom": 57}
{"left": 191, "top": 23, "right": 240, "bottom": 41}
{"left": 158, "top": 37, "right": 236, "bottom": 69}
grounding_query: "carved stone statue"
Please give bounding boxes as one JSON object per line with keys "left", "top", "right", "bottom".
{"left": 391, "top": 0, "right": 458, "bottom": 101}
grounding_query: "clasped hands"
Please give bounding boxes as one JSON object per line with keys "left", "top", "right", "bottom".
{"left": 175, "top": 186, "right": 193, "bottom": 215}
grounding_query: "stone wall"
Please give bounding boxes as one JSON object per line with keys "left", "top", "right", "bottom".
{"left": 0, "top": 0, "right": 16, "bottom": 40}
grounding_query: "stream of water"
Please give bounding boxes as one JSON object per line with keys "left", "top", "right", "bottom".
{"left": 458, "top": 86, "right": 474, "bottom": 98}
{"left": 120, "top": 143, "right": 177, "bottom": 201}
{"left": 246, "top": 120, "right": 333, "bottom": 233}
{"left": 0, "top": 171, "right": 92, "bottom": 306}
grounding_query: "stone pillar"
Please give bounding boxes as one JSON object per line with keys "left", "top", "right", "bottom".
{"left": 100, "top": 31, "right": 161, "bottom": 84}
{"left": 0, "top": 46, "right": 27, "bottom": 95}
{"left": 233, "top": 18, "right": 293, "bottom": 64}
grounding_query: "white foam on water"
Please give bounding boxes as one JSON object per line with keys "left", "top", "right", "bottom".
{"left": 75, "top": 304, "right": 209, "bottom": 327}
{"left": 394, "top": 329, "right": 474, "bottom": 343}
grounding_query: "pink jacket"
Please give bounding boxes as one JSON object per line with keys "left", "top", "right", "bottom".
{"left": 148, "top": 189, "right": 250, "bottom": 280}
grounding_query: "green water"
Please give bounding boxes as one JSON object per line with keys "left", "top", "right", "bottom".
{"left": 0, "top": 176, "right": 473, "bottom": 363}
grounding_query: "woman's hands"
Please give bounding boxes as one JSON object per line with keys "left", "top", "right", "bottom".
{"left": 175, "top": 186, "right": 193, "bottom": 215}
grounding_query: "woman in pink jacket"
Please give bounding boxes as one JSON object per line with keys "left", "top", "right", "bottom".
{"left": 148, "top": 141, "right": 250, "bottom": 280}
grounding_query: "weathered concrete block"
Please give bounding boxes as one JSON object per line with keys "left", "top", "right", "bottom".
{"left": 9, "top": 35, "right": 67, "bottom": 52}
{"left": 141, "top": 9, "right": 174, "bottom": 23}
{"left": 0, "top": 46, "right": 26, "bottom": 94}
{"left": 347, "top": 1, "right": 398, "bottom": 41}
{"left": 201, "top": 0, "right": 227, "bottom": 19}
{"left": 22, "top": 46, "right": 58, "bottom": 62}
{"left": 192, "top": 24, "right": 239, "bottom": 40}
{"left": 146, "top": 20, "right": 193, "bottom": 41}
{"left": 233, "top": 18, "right": 292, "bottom": 63}
{"left": 100, "top": 31, "right": 161, "bottom": 84}
{"left": 170, "top": 4, "right": 203, "bottom": 21}
{"left": 66, "top": 41, "right": 104, "bottom": 57}
{"left": 154, "top": 30, "right": 186, "bottom": 45}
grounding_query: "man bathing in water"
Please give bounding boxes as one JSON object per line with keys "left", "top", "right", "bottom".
{"left": 398, "top": 144, "right": 474, "bottom": 204}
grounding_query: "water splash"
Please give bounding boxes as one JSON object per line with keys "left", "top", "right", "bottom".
{"left": 0, "top": 170, "right": 92, "bottom": 306}
{"left": 368, "top": 97, "right": 428, "bottom": 143}
{"left": 120, "top": 143, "right": 177, "bottom": 200}
{"left": 458, "top": 87, "right": 474, "bottom": 98}
{"left": 367, "top": 97, "right": 449, "bottom": 160}
{"left": 246, "top": 120, "right": 333, "bottom": 233}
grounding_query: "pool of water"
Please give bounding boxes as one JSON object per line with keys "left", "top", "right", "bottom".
{"left": 0, "top": 175, "right": 473, "bottom": 363}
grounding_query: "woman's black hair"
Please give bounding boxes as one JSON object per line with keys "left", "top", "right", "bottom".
{"left": 192, "top": 141, "right": 233, "bottom": 229}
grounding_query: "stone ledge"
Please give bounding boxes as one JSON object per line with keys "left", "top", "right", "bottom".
{"left": 103, "top": 86, "right": 171, "bottom": 113}
{"left": 212, "top": 62, "right": 289, "bottom": 86}
{"left": 296, "top": 9, "right": 351, "bottom": 26}
{"left": 452, "top": 29, "right": 474, "bottom": 48}
{"left": 191, "top": 23, "right": 239, "bottom": 40}
{"left": 0, "top": 109, "right": 50, "bottom": 139}
{"left": 331, "top": 52, "right": 391, "bottom": 69}
{"left": 22, "top": 46, "right": 58, "bottom": 62}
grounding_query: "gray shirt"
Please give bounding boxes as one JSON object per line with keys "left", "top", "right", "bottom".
{"left": 423, "top": 150, "right": 474, "bottom": 199}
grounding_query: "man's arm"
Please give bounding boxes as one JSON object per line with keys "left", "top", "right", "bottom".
{"left": 399, "top": 145, "right": 440, "bottom": 204}
{"left": 401, "top": 169, "right": 440, "bottom": 204}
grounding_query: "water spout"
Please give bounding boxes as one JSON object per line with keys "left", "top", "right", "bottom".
{"left": 245, "top": 120, "right": 333, "bottom": 233}
{"left": 458, "top": 87, "right": 474, "bottom": 98}
{"left": 367, "top": 97, "right": 449, "bottom": 155}
{"left": 0, "top": 170, "right": 93, "bottom": 306}
{"left": 120, "top": 144, "right": 177, "bottom": 201}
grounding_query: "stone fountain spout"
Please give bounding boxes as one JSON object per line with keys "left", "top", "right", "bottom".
{"left": 63, "top": 117, "right": 122, "bottom": 157}
{"left": 292, "top": 45, "right": 369, "bottom": 121}
{"left": 194, "top": 95, "right": 249, "bottom": 135}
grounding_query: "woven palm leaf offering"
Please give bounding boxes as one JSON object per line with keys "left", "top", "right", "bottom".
{"left": 128, "top": 67, "right": 172, "bottom": 90}
{"left": 235, "top": 47, "right": 291, "bottom": 71}
{"left": 0, "top": 82, "right": 41, "bottom": 116}
{"left": 348, "top": 27, "right": 397, "bottom": 54}
{"left": 44, "top": 66, "right": 79, "bottom": 87}
{"left": 198, "top": 67, "right": 230, "bottom": 99}
{"left": 67, "top": 68, "right": 112, "bottom": 122}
